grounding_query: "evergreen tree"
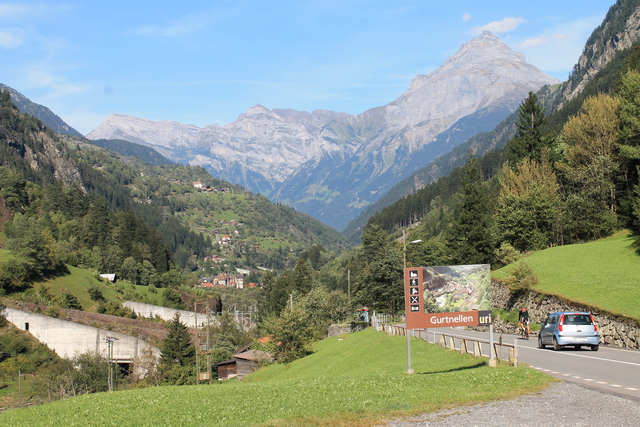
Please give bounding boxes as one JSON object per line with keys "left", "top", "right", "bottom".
{"left": 447, "top": 158, "right": 494, "bottom": 265}
{"left": 160, "top": 313, "right": 195, "bottom": 366}
{"left": 353, "top": 224, "right": 403, "bottom": 313}
{"left": 507, "top": 92, "right": 548, "bottom": 165}
{"left": 291, "top": 258, "right": 313, "bottom": 294}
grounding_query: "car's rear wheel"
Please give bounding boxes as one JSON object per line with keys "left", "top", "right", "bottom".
{"left": 553, "top": 337, "right": 561, "bottom": 351}
{"left": 591, "top": 344, "right": 599, "bottom": 351}
{"left": 537, "top": 335, "right": 545, "bottom": 349}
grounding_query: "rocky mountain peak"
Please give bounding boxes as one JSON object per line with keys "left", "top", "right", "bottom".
{"left": 454, "top": 30, "right": 525, "bottom": 63}
{"left": 246, "top": 104, "right": 271, "bottom": 115}
{"left": 409, "top": 31, "right": 540, "bottom": 92}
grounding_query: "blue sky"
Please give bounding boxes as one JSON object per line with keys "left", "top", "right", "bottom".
{"left": 0, "top": 1, "right": 613, "bottom": 135}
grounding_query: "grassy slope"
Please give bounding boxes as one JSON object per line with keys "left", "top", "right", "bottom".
{"left": 0, "top": 248, "right": 163, "bottom": 311}
{"left": 494, "top": 230, "right": 640, "bottom": 320}
{"left": 0, "top": 329, "right": 553, "bottom": 427}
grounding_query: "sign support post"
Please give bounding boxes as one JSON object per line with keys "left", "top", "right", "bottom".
{"left": 489, "top": 324, "right": 496, "bottom": 367}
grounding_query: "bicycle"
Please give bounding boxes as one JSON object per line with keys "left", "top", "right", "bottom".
{"left": 519, "top": 321, "right": 530, "bottom": 340}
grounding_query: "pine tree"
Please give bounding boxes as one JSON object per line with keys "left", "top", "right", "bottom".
{"left": 160, "top": 313, "right": 195, "bottom": 366}
{"left": 448, "top": 158, "right": 494, "bottom": 265}
{"left": 507, "top": 92, "right": 548, "bottom": 165}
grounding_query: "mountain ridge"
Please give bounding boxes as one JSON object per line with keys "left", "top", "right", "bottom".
{"left": 87, "top": 31, "right": 558, "bottom": 231}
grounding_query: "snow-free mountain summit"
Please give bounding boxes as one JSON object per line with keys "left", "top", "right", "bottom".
{"left": 87, "top": 32, "right": 559, "bottom": 230}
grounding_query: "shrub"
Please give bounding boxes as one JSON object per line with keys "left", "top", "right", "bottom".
{"left": 504, "top": 261, "right": 538, "bottom": 292}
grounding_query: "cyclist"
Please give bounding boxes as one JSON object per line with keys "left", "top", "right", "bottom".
{"left": 518, "top": 307, "right": 530, "bottom": 338}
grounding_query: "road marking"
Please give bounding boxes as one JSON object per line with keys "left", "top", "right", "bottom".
{"left": 530, "top": 367, "right": 639, "bottom": 393}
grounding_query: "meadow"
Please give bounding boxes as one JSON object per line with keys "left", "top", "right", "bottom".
{"left": 495, "top": 230, "right": 640, "bottom": 320}
{"left": 0, "top": 328, "right": 553, "bottom": 426}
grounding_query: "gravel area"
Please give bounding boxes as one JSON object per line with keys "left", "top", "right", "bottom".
{"left": 378, "top": 382, "right": 640, "bottom": 426}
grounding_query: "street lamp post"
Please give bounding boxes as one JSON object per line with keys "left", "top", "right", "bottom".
{"left": 403, "top": 231, "right": 422, "bottom": 375}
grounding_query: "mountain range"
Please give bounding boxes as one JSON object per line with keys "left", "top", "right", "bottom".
{"left": 86, "top": 31, "right": 559, "bottom": 231}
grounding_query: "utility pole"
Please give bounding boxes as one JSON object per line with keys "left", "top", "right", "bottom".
{"left": 195, "top": 301, "right": 213, "bottom": 385}
{"left": 105, "top": 336, "right": 118, "bottom": 391}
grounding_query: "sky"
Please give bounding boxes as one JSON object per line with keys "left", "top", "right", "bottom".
{"left": 0, "top": 1, "right": 614, "bottom": 135}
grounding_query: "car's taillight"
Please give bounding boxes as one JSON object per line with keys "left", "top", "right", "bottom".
{"left": 590, "top": 314, "right": 598, "bottom": 331}
{"left": 559, "top": 314, "right": 565, "bottom": 332}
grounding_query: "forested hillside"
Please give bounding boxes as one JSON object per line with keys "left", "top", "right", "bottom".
{"left": 344, "top": 0, "right": 640, "bottom": 242}
{"left": 0, "top": 89, "right": 351, "bottom": 300}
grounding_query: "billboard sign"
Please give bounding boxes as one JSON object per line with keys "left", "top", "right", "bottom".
{"left": 404, "top": 265, "right": 491, "bottom": 329}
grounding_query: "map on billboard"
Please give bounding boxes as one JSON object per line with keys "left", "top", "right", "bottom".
{"left": 422, "top": 264, "right": 491, "bottom": 312}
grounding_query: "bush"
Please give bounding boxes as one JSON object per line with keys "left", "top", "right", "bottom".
{"left": 494, "top": 242, "right": 523, "bottom": 267}
{"left": 503, "top": 261, "right": 538, "bottom": 292}
{"left": 87, "top": 284, "right": 105, "bottom": 302}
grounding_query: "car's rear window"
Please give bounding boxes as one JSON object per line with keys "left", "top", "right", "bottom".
{"left": 563, "top": 314, "right": 592, "bottom": 325}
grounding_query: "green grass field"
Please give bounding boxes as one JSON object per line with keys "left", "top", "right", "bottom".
{"left": 494, "top": 230, "right": 640, "bottom": 320}
{"left": 0, "top": 328, "right": 553, "bottom": 427}
{"left": 0, "top": 248, "right": 163, "bottom": 311}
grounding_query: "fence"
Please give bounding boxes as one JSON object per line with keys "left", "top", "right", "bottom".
{"left": 379, "top": 324, "right": 519, "bottom": 367}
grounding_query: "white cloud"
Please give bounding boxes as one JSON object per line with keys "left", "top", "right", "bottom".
{"left": 470, "top": 17, "right": 526, "bottom": 35}
{"left": 0, "top": 28, "right": 23, "bottom": 48}
{"left": 20, "top": 68, "right": 89, "bottom": 99}
{"left": 134, "top": 14, "right": 212, "bottom": 37}
{"left": 0, "top": 4, "right": 33, "bottom": 18}
{"left": 0, "top": 3, "right": 71, "bottom": 19}
{"left": 516, "top": 15, "right": 606, "bottom": 78}
{"left": 519, "top": 32, "right": 570, "bottom": 50}
{"left": 462, "top": 13, "right": 471, "bottom": 22}
{"left": 519, "top": 36, "right": 546, "bottom": 49}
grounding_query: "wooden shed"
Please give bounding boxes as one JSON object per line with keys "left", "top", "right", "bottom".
{"left": 216, "top": 348, "right": 271, "bottom": 380}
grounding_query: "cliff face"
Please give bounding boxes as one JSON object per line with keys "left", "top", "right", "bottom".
{"left": 0, "top": 94, "right": 84, "bottom": 191}
{"left": 562, "top": 1, "right": 640, "bottom": 103}
{"left": 87, "top": 32, "right": 558, "bottom": 230}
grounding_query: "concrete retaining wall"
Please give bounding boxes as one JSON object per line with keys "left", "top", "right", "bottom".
{"left": 3, "top": 307, "right": 161, "bottom": 361}
{"left": 122, "top": 301, "right": 213, "bottom": 328}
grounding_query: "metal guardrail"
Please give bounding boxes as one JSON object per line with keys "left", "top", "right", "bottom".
{"left": 379, "top": 324, "right": 520, "bottom": 367}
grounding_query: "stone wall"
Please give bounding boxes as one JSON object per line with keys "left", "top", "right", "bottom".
{"left": 488, "top": 281, "right": 640, "bottom": 349}
{"left": 327, "top": 322, "right": 369, "bottom": 337}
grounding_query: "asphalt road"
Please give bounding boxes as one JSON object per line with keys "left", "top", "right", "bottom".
{"left": 422, "top": 327, "right": 640, "bottom": 401}
{"left": 377, "top": 327, "right": 640, "bottom": 426}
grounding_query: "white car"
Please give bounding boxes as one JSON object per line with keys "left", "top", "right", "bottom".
{"left": 538, "top": 311, "right": 600, "bottom": 351}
